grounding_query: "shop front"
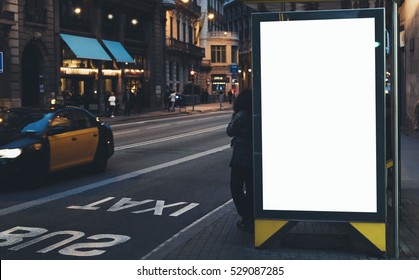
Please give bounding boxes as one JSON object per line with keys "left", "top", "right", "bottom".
{"left": 211, "top": 74, "right": 227, "bottom": 94}
{"left": 59, "top": 34, "right": 135, "bottom": 115}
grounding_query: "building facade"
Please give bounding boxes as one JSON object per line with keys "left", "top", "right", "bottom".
{"left": 57, "top": 0, "right": 164, "bottom": 113}
{"left": 164, "top": 0, "right": 205, "bottom": 104}
{"left": 399, "top": 0, "right": 419, "bottom": 136}
{"left": 0, "top": 0, "right": 167, "bottom": 113}
{"left": 224, "top": 0, "right": 254, "bottom": 90}
{"left": 0, "top": 0, "right": 56, "bottom": 109}
{"left": 198, "top": 0, "right": 239, "bottom": 98}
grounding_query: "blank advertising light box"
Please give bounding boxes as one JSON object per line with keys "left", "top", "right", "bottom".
{"left": 254, "top": 9, "right": 386, "bottom": 221}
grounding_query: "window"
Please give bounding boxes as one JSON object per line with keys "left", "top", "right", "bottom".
{"left": 211, "top": 46, "right": 226, "bottom": 63}
{"left": 170, "top": 17, "right": 174, "bottom": 38}
{"left": 125, "top": 13, "right": 145, "bottom": 41}
{"left": 102, "top": 7, "right": 119, "bottom": 38}
{"left": 189, "top": 26, "right": 193, "bottom": 44}
{"left": 176, "top": 62, "right": 180, "bottom": 81}
{"left": 177, "top": 20, "right": 180, "bottom": 40}
{"left": 231, "top": 46, "right": 238, "bottom": 64}
{"left": 25, "top": 0, "right": 46, "bottom": 24}
{"left": 51, "top": 111, "right": 73, "bottom": 132}
{"left": 183, "top": 22, "right": 186, "bottom": 42}
{"left": 59, "top": 0, "right": 90, "bottom": 32}
{"left": 72, "top": 110, "right": 96, "bottom": 129}
{"left": 168, "top": 61, "right": 173, "bottom": 81}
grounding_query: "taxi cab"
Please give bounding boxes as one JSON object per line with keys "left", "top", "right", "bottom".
{"left": 0, "top": 106, "right": 114, "bottom": 188}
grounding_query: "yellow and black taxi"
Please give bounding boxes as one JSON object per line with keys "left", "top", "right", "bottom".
{"left": 0, "top": 106, "right": 114, "bottom": 188}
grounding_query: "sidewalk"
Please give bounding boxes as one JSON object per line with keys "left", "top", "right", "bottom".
{"left": 101, "top": 102, "right": 232, "bottom": 124}
{"left": 154, "top": 133, "right": 419, "bottom": 260}
{"left": 105, "top": 102, "right": 418, "bottom": 260}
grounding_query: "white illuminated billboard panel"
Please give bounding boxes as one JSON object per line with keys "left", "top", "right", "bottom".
{"left": 260, "top": 18, "right": 378, "bottom": 213}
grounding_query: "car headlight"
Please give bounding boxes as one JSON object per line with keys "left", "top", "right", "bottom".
{"left": 0, "top": 148, "right": 22, "bottom": 159}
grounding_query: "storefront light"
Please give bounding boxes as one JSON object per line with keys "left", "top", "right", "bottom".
{"left": 131, "top": 18, "right": 138, "bottom": 25}
{"left": 108, "top": 13, "right": 114, "bottom": 20}
{"left": 74, "top": 7, "right": 81, "bottom": 14}
{"left": 102, "top": 69, "right": 121, "bottom": 76}
{"left": 61, "top": 67, "right": 96, "bottom": 75}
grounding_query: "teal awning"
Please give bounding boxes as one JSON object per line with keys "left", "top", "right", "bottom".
{"left": 60, "top": 34, "right": 112, "bottom": 61}
{"left": 102, "top": 40, "right": 134, "bottom": 63}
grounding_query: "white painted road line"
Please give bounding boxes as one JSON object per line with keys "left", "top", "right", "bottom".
{"left": 140, "top": 199, "right": 234, "bottom": 260}
{"left": 114, "top": 124, "right": 227, "bottom": 151}
{"left": 0, "top": 144, "right": 230, "bottom": 217}
{"left": 110, "top": 112, "right": 231, "bottom": 128}
{"left": 113, "top": 129, "right": 141, "bottom": 136}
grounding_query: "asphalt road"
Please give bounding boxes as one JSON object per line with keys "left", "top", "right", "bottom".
{"left": 0, "top": 110, "right": 234, "bottom": 259}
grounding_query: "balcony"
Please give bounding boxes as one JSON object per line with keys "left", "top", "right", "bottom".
{"left": 166, "top": 38, "right": 205, "bottom": 58}
{"left": 208, "top": 31, "right": 239, "bottom": 39}
{"left": 176, "top": 0, "right": 201, "bottom": 18}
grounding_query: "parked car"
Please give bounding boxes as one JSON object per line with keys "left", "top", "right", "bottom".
{"left": 0, "top": 106, "right": 114, "bottom": 188}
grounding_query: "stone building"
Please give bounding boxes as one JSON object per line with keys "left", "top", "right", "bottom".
{"left": 0, "top": 0, "right": 56, "bottom": 109}
{"left": 399, "top": 0, "right": 419, "bottom": 135}
{"left": 0, "top": 0, "right": 167, "bottom": 113}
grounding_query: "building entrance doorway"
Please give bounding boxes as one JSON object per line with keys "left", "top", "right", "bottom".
{"left": 21, "top": 46, "right": 41, "bottom": 107}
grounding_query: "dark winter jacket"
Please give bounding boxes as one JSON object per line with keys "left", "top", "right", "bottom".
{"left": 226, "top": 110, "right": 253, "bottom": 169}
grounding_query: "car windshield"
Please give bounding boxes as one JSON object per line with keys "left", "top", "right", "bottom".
{"left": 0, "top": 109, "right": 51, "bottom": 133}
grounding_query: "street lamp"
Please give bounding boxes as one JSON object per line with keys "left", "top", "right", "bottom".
{"left": 190, "top": 70, "right": 196, "bottom": 111}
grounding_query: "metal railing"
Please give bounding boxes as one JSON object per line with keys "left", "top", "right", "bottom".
{"left": 208, "top": 31, "right": 239, "bottom": 39}
{"left": 166, "top": 38, "right": 205, "bottom": 57}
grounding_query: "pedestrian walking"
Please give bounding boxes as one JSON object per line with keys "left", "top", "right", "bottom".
{"left": 228, "top": 89, "right": 233, "bottom": 104}
{"left": 104, "top": 91, "right": 111, "bottom": 116}
{"left": 108, "top": 92, "right": 116, "bottom": 118}
{"left": 123, "top": 91, "right": 131, "bottom": 116}
{"left": 135, "top": 86, "right": 143, "bottom": 114}
{"left": 226, "top": 89, "right": 254, "bottom": 232}
{"left": 165, "top": 88, "right": 171, "bottom": 111}
{"left": 219, "top": 91, "right": 224, "bottom": 110}
{"left": 169, "top": 91, "right": 177, "bottom": 111}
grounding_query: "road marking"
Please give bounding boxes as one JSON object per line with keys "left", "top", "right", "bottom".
{"left": 1, "top": 226, "right": 130, "bottom": 257}
{"left": 147, "top": 124, "right": 171, "bottom": 129}
{"left": 67, "top": 197, "right": 200, "bottom": 217}
{"left": 113, "top": 129, "right": 141, "bottom": 136}
{"left": 140, "top": 199, "right": 234, "bottom": 260}
{"left": 110, "top": 112, "right": 230, "bottom": 128}
{"left": 114, "top": 124, "right": 227, "bottom": 151}
{"left": 0, "top": 144, "right": 230, "bottom": 217}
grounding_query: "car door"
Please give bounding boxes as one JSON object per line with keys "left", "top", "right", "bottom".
{"left": 48, "top": 109, "right": 99, "bottom": 171}
{"left": 69, "top": 109, "right": 99, "bottom": 165}
{"left": 48, "top": 110, "right": 79, "bottom": 171}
